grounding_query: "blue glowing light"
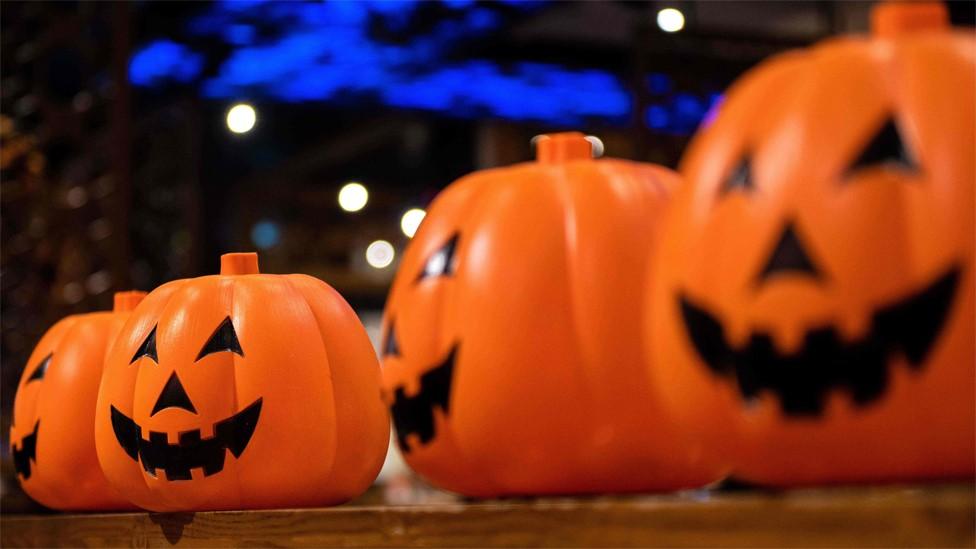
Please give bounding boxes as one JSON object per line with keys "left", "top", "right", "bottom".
{"left": 646, "top": 73, "right": 672, "bottom": 95}
{"left": 645, "top": 105, "right": 669, "bottom": 129}
{"left": 129, "top": 40, "right": 204, "bottom": 86}
{"left": 251, "top": 219, "right": 281, "bottom": 249}
{"left": 129, "top": 1, "right": 716, "bottom": 131}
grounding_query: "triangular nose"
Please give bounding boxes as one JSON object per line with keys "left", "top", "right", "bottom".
{"left": 757, "top": 222, "right": 822, "bottom": 282}
{"left": 151, "top": 372, "right": 197, "bottom": 416}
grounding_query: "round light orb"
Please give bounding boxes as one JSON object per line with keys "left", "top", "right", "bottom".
{"left": 226, "top": 103, "right": 256, "bottom": 134}
{"left": 338, "top": 182, "right": 369, "bottom": 212}
{"left": 250, "top": 219, "right": 281, "bottom": 250}
{"left": 657, "top": 8, "right": 685, "bottom": 33}
{"left": 400, "top": 208, "right": 426, "bottom": 238}
{"left": 366, "top": 240, "right": 395, "bottom": 269}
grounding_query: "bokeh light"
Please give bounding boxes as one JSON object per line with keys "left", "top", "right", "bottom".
{"left": 338, "top": 182, "right": 369, "bottom": 212}
{"left": 657, "top": 8, "right": 685, "bottom": 33}
{"left": 400, "top": 208, "right": 426, "bottom": 238}
{"left": 366, "top": 240, "right": 395, "bottom": 269}
{"left": 251, "top": 219, "right": 281, "bottom": 250}
{"left": 226, "top": 102, "right": 256, "bottom": 133}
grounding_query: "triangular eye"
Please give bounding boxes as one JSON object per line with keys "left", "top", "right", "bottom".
{"left": 720, "top": 156, "right": 754, "bottom": 196}
{"left": 418, "top": 234, "right": 459, "bottom": 281}
{"left": 130, "top": 326, "right": 158, "bottom": 364}
{"left": 846, "top": 117, "right": 918, "bottom": 176}
{"left": 196, "top": 317, "right": 244, "bottom": 361}
{"left": 27, "top": 353, "right": 52, "bottom": 382}
{"left": 383, "top": 322, "right": 401, "bottom": 358}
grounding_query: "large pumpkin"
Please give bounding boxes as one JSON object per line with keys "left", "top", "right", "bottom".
{"left": 10, "top": 292, "right": 145, "bottom": 510}
{"left": 94, "top": 253, "right": 388, "bottom": 511}
{"left": 647, "top": 2, "right": 974, "bottom": 485}
{"left": 382, "top": 132, "right": 721, "bottom": 496}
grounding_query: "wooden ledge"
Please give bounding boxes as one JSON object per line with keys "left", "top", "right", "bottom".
{"left": 1, "top": 484, "right": 973, "bottom": 547}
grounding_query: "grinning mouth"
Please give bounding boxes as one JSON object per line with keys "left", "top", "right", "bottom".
{"left": 680, "top": 267, "right": 959, "bottom": 416}
{"left": 110, "top": 399, "right": 262, "bottom": 480}
{"left": 389, "top": 346, "right": 456, "bottom": 453}
{"left": 12, "top": 421, "right": 39, "bottom": 480}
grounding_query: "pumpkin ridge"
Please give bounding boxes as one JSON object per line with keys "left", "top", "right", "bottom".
{"left": 277, "top": 274, "right": 340, "bottom": 488}
{"left": 227, "top": 276, "right": 244, "bottom": 510}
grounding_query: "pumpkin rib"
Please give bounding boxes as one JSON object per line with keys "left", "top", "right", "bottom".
{"left": 286, "top": 272, "right": 393, "bottom": 502}
{"left": 275, "top": 274, "right": 341, "bottom": 492}
{"left": 226, "top": 276, "right": 246, "bottom": 511}
{"left": 35, "top": 314, "right": 118, "bottom": 508}
{"left": 453, "top": 164, "right": 592, "bottom": 492}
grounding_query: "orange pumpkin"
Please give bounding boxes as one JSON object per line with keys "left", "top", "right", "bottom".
{"left": 647, "top": 2, "right": 974, "bottom": 485}
{"left": 94, "top": 253, "right": 388, "bottom": 511}
{"left": 10, "top": 292, "right": 145, "bottom": 510}
{"left": 382, "top": 132, "right": 721, "bottom": 496}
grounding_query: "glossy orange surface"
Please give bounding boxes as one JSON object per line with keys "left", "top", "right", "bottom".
{"left": 647, "top": 2, "right": 975, "bottom": 485}
{"left": 10, "top": 291, "right": 146, "bottom": 510}
{"left": 382, "top": 132, "right": 721, "bottom": 497}
{"left": 94, "top": 253, "right": 389, "bottom": 511}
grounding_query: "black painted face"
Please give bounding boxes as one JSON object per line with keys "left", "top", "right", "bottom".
{"left": 12, "top": 353, "right": 51, "bottom": 479}
{"left": 679, "top": 115, "right": 960, "bottom": 415}
{"left": 384, "top": 234, "right": 460, "bottom": 453}
{"left": 12, "top": 421, "right": 39, "bottom": 480}
{"left": 110, "top": 317, "right": 263, "bottom": 480}
{"left": 387, "top": 347, "right": 455, "bottom": 453}
{"left": 680, "top": 227, "right": 959, "bottom": 416}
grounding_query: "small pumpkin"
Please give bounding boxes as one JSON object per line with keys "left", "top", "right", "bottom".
{"left": 94, "top": 253, "right": 389, "bottom": 511}
{"left": 10, "top": 291, "right": 145, "bottom": 510}
{"left": 382, "top": 132, "right": 721, "bottom": 496}
{"left": 646, "top": 2, "right": 974, "bottom": 485}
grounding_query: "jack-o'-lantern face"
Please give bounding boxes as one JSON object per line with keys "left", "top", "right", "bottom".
{"left": 647, "top": 3, "right": 975, "bottom": 484}
{"left": 382, "top": 234, "right": 458, "bottom": 453}
{"left": 95, "top": 253, "right": 389, "bottom": 511}
{"left": 382, "top": 133, "right": 721, "bottom": 496}
{"left": 108, "top": 317, "right": 262, "bottom": 480}
{"left": 10, "top": 292, "right": 145, "bottom": 510}
{"left": 11, "top": 353, "right": 48, "bottom": 481}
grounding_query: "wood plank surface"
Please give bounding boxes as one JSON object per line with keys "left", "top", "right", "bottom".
{"left": 2, "top": 484, "right": 972, "bottom": 548}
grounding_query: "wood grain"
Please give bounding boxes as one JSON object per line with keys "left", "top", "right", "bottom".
{"left": 2, "top": 484, "right": 973, "bottom": 548}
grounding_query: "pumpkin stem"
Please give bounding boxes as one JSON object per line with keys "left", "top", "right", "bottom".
{"left": 113, "top": 291, "right": 147, "bottom": 313}
{"left": 221, "top": 252, "right": 261, "bottom": 275}
{"left": 871, "top": 2, "right": 948, "bottom": 37}
{"left": 535, "top": 132, "right": 593, "bottom": 163}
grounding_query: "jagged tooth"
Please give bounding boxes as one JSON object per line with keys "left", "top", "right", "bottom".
{"left": 179, "top": 429, "right": 202, "bottom": 447}
{"left": 142, "top": 458, "right": 157, "bottom": 478}
{"left": 202, "top": 448, "right": 226, "bottom": 476}
{"left": 391, "top": 385, "right": 437, "bottom": 451}
{"left": 164, "top": 465, "right": 192, "bottom": 481}
{"left": 226, "top": 399, "right": 262, "bottom": 458}
{"left": 848, "top": 340, "right": 888, "bottom": 406}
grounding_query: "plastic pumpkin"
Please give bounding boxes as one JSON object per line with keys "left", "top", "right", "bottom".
{"left": 94, "top": 253, "right": 389, "bottom": 511}
{"left": 382, "top": 132, "right": 721, "bottom": 496}
{"left": 10, "top": 292, "right": 145, "bottom": 510}
{"left": 647, "top": 2, "right": 974, "bottom": 485}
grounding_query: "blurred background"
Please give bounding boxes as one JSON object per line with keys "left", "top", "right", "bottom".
{"left": 2, "top": 0, "right": 973, "bottom": 511}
